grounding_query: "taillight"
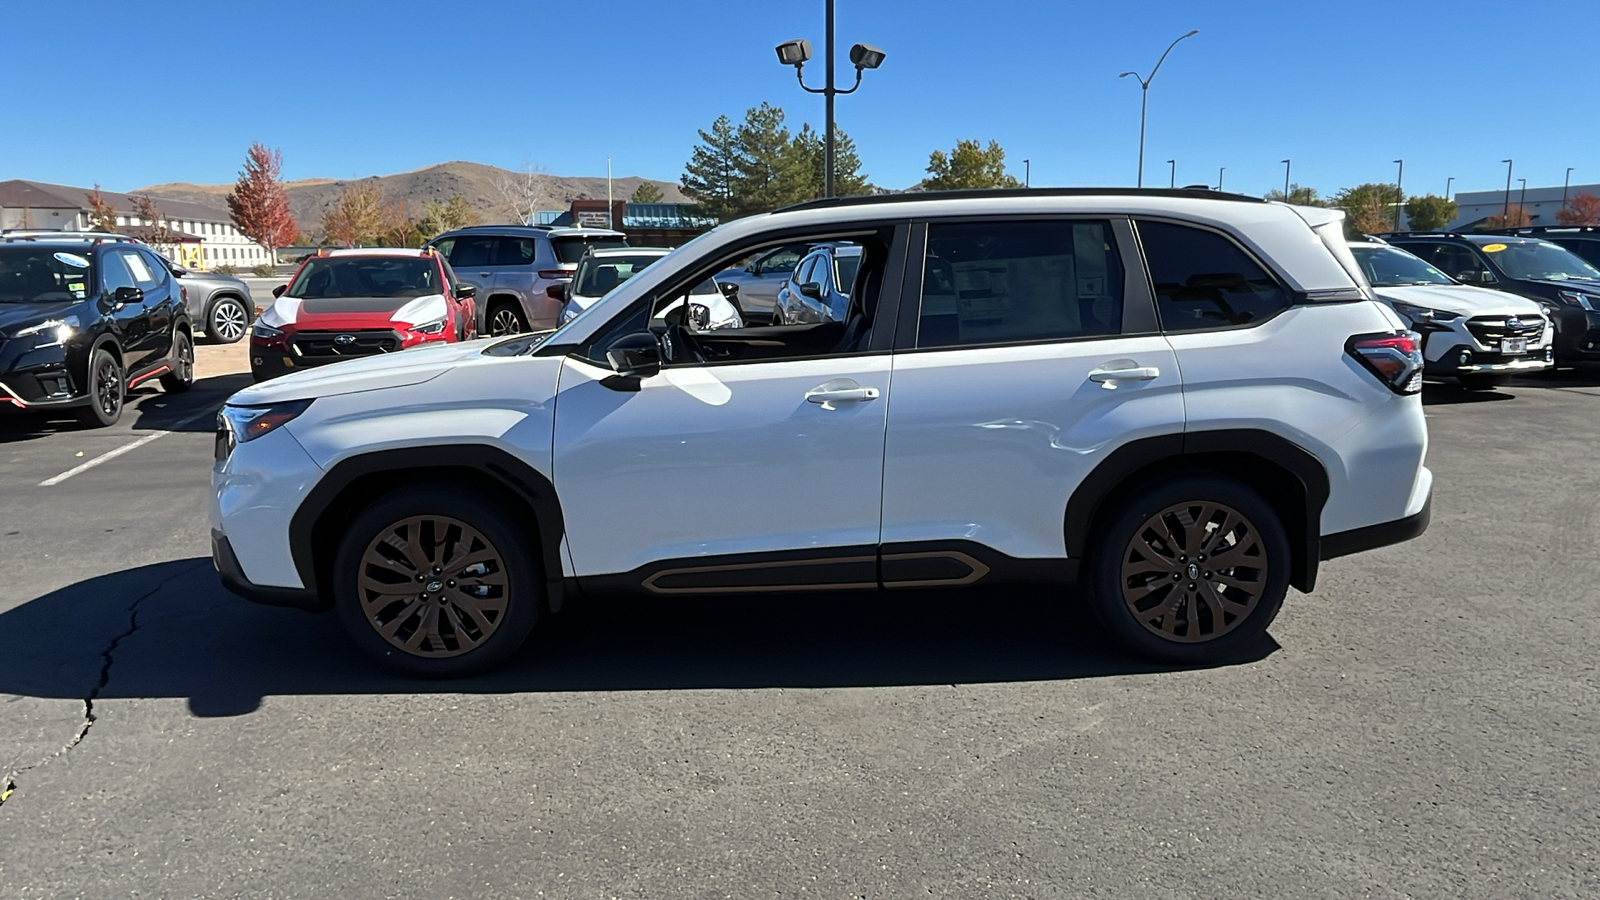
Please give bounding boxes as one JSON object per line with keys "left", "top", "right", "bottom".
{"left": 538, "top": 269, "right": 571, "bottom": 281}
{"left": 1347, "top": 331, "right": 1424, "bottom": 395}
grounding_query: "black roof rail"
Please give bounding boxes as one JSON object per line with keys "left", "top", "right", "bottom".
{"left": 777, "top": 186, "right": 1269, "bottom": 214}
{"left": 1375, "top": 231, "right": 1464, "bottom": 238}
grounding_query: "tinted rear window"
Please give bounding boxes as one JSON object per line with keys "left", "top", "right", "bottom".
{"left": 1137, "top": 221, "right": 1291, "bottom": 332}
{"left": 552, "top": 237, "right": 626, "bottom": 264}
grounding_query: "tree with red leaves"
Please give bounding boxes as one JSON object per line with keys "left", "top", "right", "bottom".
{"left": 1482, "top": 203, "right": 1531, "bottom": 229}
{"left": 226, "top": 143, "right": 297, "bottom": 262}
{"left": 1557, "top": 193, "right": 1600, "bottom": 226}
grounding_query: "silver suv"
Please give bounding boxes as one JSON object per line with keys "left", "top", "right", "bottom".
{"left": 426, "top": 225, "right": 626, "bottom": 334}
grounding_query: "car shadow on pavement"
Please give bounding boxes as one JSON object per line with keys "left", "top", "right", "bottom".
{"left": 0, "top": 558, "right": 1277, "bottom": 718}
{"left": 1421, "top": 384, "right": 1516, "bottom": 406}
{"left": 0, "top": 373, "right": 252, "bottom": 442}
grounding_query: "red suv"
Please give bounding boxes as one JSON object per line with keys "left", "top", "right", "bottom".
{"left": 250, "top": 249, "right": 477, "bottom": 382}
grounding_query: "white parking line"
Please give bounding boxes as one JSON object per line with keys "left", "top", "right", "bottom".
{"left": 39, "top": 407, "right": 217, "bottom": 487}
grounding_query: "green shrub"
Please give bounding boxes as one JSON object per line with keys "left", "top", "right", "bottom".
{"left": 251, "top": 263, "right": 275, "bottom": 277}
{"left": 213, "top": 264, "right": 238, "bottom": 276}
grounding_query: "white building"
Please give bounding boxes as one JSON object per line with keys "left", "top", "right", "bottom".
{"left": 1448, "top": 182, "right": 1600, "bottom": 230}
{"left": 0, "top": 179, "right": 272, "bottom": 271}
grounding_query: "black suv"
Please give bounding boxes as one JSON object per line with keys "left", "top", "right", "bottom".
{"left": 0, "top": 235, "right": 194, "bottom": 426}
{"left": 1381, "top": 231, "right": 1600, "bottom": 363}
{"left": 1480, "top": 225, "right": 1600, "bottom": 270}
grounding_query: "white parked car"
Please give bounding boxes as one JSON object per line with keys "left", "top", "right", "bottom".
{"left": 1348, "top": 239, "right": 1553, "bottom": 389}
{"left": 557, "top": 247, "right": 741, "bottom": 330}
{"left": 211, "top": 189, "right": 1432, "bottom": 675}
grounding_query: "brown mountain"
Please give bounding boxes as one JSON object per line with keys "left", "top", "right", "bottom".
{"left": 138, "top": 161, "right": 686, "bottom": 234}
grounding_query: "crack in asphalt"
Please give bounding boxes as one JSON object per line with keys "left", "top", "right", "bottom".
{"left": 0, "top": 561, "right": 207, "bottom": 809}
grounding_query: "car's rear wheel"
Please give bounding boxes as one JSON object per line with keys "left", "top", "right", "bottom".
{"left": 160, "top": 330, "right": 195, "bottom": 393}
{"left": 1088, "top": 474, "right": 1288, "bottom": 664}
{"left": 488, "top": 301, "right": 528, "bottom": 336}
{"left": 333, "top": 485, "right": 541, "bottom": 676}
{"left": 207, "top": 296, "right": 249, "bottom": 343}
{"left": 77, "top": 348, "right": 125, "bottom": 428}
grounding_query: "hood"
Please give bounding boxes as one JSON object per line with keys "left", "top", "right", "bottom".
{"left": 260, "top": 293, "right": 447, "bottom": 330}
{"left": 1373, "top": 283, "right": 1545, "bottom": 317}
{"left": 0, "top": 300, "right": 86, "bottom": 335}
{"left": 1524, "top": 277, "right": 1600, "bottom": 294}
{"left": 227, "top": 337, "right": 498, "bottom": 405}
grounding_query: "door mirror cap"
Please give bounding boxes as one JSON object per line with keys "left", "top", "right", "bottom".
{"left": 718, "top": 282, "right": 739, "bottom": 299}
{"left": 456, "top": 283, "right": 477, "bottom": 300}
{"left": 545, "top": 283, "right": 568, "bottom": 302}
{"left": 272, "top": 284, "right": 287, "bottom": 298}
{"left": 605, "top": 332, "right": 662, "bottom": 379}
{"left": 110, "top": 285, "right": 143, "bottom": 308}
{"left": 745, "top": 263, "right": 758, "bottom": 275}
{"left": 171, "top": 264, "right": 190, "bottom": 277}
{"left": 798, "top": 281, "right": 824, "bottom": 300}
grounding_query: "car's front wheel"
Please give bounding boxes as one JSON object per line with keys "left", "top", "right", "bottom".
{"left": 77, "top": 348, "right": 125, "bottom": 428}
{"left": 206, "top": 296, "right": 249, "bottom": 343}
{"left": 1087, "top": 474, "right": 1289, "bottom": 664}
{"left": 333, "top": 485, "right": 542, "bottom": 676}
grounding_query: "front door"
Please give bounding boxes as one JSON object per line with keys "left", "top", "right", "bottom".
{"left": 100, "top": 250, "right": 157, "bottom": 369}
{"left": 880, "top": 218, "right": 1184, "bottom": 575}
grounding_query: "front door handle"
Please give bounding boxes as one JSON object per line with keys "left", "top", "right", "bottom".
{"left": 1087, "top": 363, "right": 1160, "bottom": 387}
{"left": 805, "top": 382, "right": 880, "bottom": 409}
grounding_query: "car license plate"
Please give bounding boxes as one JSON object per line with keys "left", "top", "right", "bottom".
{"left": 1501, "top": 337, "right": 1527, "bottom": 356}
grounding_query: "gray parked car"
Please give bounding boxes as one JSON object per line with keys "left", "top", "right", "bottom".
{"left": 168, "top": 264, "right": 253, "bottom": 343}
{"left": 425, "top": 225, "right": 627, "bottom": 334}
{"left": 713, "top": 241, "right": 812, "bottom": 325}
{"left": 772, "top": 243, "right": 862, "bottom": 325}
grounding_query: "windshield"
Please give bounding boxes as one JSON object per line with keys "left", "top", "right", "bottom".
{"left": 1481, "top": 240, "right": 1600, "bottom": 282}
{"left": 1350, "top": 245, "right": 1454, "bottom": 287}
{"left": 552, "top": 236, "right": 627, "bottom": 264}
{"left": 573, "top": 254, "right": 662, "bottom": 297}
{"left": 287, "top": 256, "right": 441, "bottom": 299}
{"left": 0, "top": 245, "right": 94, "bottom": 303}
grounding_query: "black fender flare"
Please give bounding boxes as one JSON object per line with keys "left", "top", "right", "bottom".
{"left": 287, "top": 445, "right": 567, "bottom": 612}
{"left": 1063, "top": 430, "right": 1331, "bottom": 592}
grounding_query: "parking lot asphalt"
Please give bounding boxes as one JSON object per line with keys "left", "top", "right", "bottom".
{"left": 2, "top": 355, "right": 1599, "bottom": 898}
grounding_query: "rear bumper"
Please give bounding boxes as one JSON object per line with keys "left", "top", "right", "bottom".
{"left": 212, "top": 531, "right": 323, "bottom": 611}
{"left": 1320, "top": 490, "right": 1432, "bottom": 560}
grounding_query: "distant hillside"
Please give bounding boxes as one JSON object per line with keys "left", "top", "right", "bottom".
{"left": 139, "top": 161, "right": 687, "bottom": 233}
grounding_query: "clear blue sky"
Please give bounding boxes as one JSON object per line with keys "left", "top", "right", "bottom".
{"left": 4, "top": 0, "right": 1597, "bottom": 199}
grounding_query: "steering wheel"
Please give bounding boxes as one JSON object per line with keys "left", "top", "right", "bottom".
{"left": 652, "top": 301, "right": 704, "bottom": 365}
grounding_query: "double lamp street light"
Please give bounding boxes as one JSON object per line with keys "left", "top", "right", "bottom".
{"left": 1120, "top": 29, "right": 1199, "bottom": 189}
{"left": 776, "top": 0, "right": 885, "bottom": 199}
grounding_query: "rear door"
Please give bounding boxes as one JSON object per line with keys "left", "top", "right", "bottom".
{"left": 879, "top": 218, "right": 1183, "bottom": 579}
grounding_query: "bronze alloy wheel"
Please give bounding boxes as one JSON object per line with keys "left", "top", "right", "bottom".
{"left": 356, "top": 515, "right": 510, "bottom": 658}
{"left": 1119, "top": 500, "right": 1267, "bottom": 643}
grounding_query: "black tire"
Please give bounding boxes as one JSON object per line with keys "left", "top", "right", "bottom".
{"left": 1458, "top": 374, "right": 1506, "bottom": 391}
{"left": 488, "top": 301, "right": 528, "bottom": 336}
{"left": 333, "top": 484, "right": 541, "bottom": 677}
{"left": 206, "top": 295, "right": 249, "bottom": 343}
{"left": 1087, "top": 474, "right": 1289, "bottom": 664}
{"left": 160, "top": 329, "right": 195, "bottom": 393}
{"left": 77, "top": 348, "right": 125, "bottom": 428}
{"left": 770, "top": 303, "right": 785, "bottom": 326}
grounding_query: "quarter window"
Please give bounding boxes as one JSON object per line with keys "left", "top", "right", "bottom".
{"left": 1137, "top": 221, "right": 1290, "bottom": 332}
{"left": 448, "top": 236, "right": 496, "bottom": 268}
{"left": 916, "top": 220, "right": 1123, "bottom": 349}
{"left": 494, "top": 237, "right": 538, "bottom": 267}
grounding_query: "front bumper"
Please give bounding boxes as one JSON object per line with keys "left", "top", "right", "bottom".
{"left": 212, "top": 531, "right": 322, "bottom": 611}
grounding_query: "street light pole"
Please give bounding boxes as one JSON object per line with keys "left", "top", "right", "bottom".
{"left": 1394, "top": 159, "right": 1404, "bottom": 231}
{"left": 1518, "top": 177, "right": 1527, "bottom": 223}
{"left": 1564, "top": 167, "right": 1575, "bottom": 209}
{"left": 776, "top": 1, "right": 885, "bottom": 199}
{"left": 1282, "top": 159, "right": 1291, "bottom": 200}
{"left": 1502, "top": 159, "right": 1514, "bottom": 224}
{"left": 1217, "top": 167, "right": 1224, "bottom": 191}
{"left": 1167, "top": 159, "right": 1176, "bottom": 189}
{"left": 606, "top": 157, "right": 613, "bottom": 230}
{"left": 1446, "top": 176, "right": 1454, "bottom": 202}
{"left": 1118, "top": 29, "right": 1199, "bottom": 189}
{"left": 1024, "top": 159, "right": 1030, "bottom": 188}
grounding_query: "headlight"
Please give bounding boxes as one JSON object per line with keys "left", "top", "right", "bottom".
{"left": 410, "top": 318, "right": 448, "bottom": 335}
{"left": 1557, "top": 290, "right": 1599, "bottom": 311}
{"left": 1390, "top": 301, "right": 1461, "bottom": 324}
{"left": 218, "top": 399, "right": 313, "bottom": 458}
{"left": 14, "top": 315, "right": 79, "bottom": 348}
{"left": 252, "top": 321, "right": 284, "bottom": 339}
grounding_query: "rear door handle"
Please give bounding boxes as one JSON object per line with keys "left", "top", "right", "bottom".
{"left": 805, "top": 383, "right": 880, "bottom": 409}
{"left": 1087, "top": 364, "right": 1160, "bottom": 386}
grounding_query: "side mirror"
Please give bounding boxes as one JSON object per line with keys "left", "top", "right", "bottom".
{"left": 798, "top": 282, "right": 824, "bottom": 300}
{"left": 1479, "top": 271, "right": 1497, "bottom": 284}
{"left": 605, "top": 332, "right": 662, "bottom": 379}
{"left": 718, "top": 282, "right": 739, "bottom": 299}
{"left": 171, "top": 264, "right": 190, "bottom": 277}
{"left": 545, "top": 283, "right": 567, "bottom": 302}
{"left": 457, "top": 283, "right": 477, "bottom": 300}
{"left": 745, "top": 263, "right": 759, "bottom": 275}
{"left": 272, "top": 284, "right": 287, "bottom": 298}
{"left": 111, "top": 286, "right": 143, "bottom": 308}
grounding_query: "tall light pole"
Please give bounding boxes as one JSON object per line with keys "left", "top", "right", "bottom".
{"left": 1118, "top": 29, "right": 1199, "bottom": 188}
{"left": 1502, "top": 159, "right": 1514, "bottom": 224}
{"left": 776, "top": 1, "right": 885, "bottom": 199}
{"left": 1217, "top": 167, "right": 1225, "bottom": 191}
{"left": 1024, "top": 159, "right": 1030, "bottom": 188}
{"left": 1518, "top": 177, "right": 1528, "bottom": 223}
{"left": 1564, "top": 167, "right": 1575, "bottom": 209}
{"left": 1281, "top": 159, "right": 1291, "bottom": 200}
{"left": 1167, "top": 159, "right": 1176, "bottom": 189}
{"left": 1445, "top": 176, "right": 1454, "bottom": 202}
{"left": 1393, "top": 159, "right": 1404, "bottom": 231}
{"left": 606, "top": 157, "right": 613, "bottom": 230}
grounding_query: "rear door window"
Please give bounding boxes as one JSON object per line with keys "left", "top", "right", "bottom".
{"left": 447, "top": 236, "right": 496, "bottom": 269}
{"left": 552, "top": 236, "right": 627, "bottom": 264}
{"left": 1136, "top": 221, "right": 1291, "bottom": 332}
{"left": 494, "top": 237, "right": 537, "bottom": 267}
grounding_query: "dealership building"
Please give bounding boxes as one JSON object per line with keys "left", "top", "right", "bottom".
{"left": 0, "top": 179, "right": 270, "bottom": 270}
{"left": 1449, "top": 182, "right": 1600, "bottom": 230}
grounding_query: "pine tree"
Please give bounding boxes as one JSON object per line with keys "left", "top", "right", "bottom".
{"left": 631, "top": 182, "right": 664, "bottom": 203}
{"left": 681, "top": 115, "right": 741, "bottom": 221}
{"left": 733, "top": 102, "right": 812, "bottom": 217}
{"left": 924, "top": 140, "right": 1021, "bottom": 191}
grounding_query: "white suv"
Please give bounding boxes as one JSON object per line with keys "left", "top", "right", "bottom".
{"left": 211, "top": 189, "right": 1433, "bottom": 676}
